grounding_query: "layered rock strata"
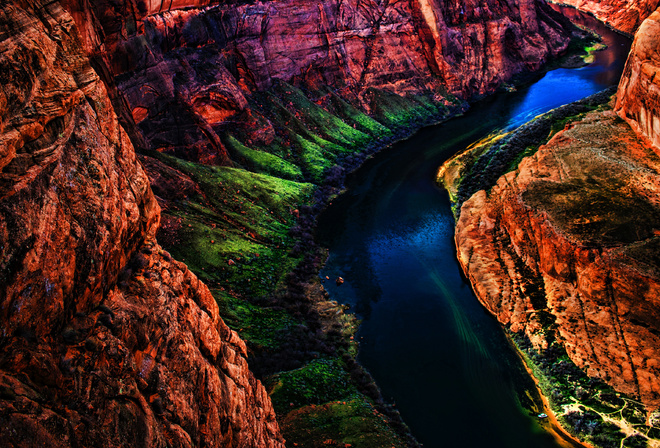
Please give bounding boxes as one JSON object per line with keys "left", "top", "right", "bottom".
{"left": 551, "top": 0, "right": 659, "bottom": 34}
{"left": 446, "top": 5, "right": 660, "bottom": 418}
{"left": 454, "top": 107, "right": 660, "bottom": 409}
{"left": 57, "top": 0, "right": 577, "bottom": 164}
{"left": 0, "top": 1, "right": 283, "bottom": 446}
{"left": 616, "top": 9, "right": 660, "bottom": 149}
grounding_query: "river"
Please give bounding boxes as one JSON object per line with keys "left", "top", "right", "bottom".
{"left": 316, "top": 8, "right": 631, "bottom": 448}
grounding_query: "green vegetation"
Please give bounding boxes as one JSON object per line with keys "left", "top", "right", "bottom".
{"left": 319, "top": 90, "right": 393, "bottom": 140}
{"left": 443, "top": 87, "right": 660, "bottom": 448}
{"left": 148, "top": 81, "right": 459, "bottom": 448}
{"left": 214, "top": 288, "right": 299, "bottom": 350}
{"left": 365, "top": 88, "right": 451, "bottom": 130}
{"left": 545, "top": 23, "right": 604, "bottom": 70}
{"left": 153, "top": 151, "right": 312, "bottom": 297}
{"left": 441, "top": 87, "right": 615, "bottom": 218}
{"left": 281, "top": 397, "right": 407, "bottom": 448}
{"left": 268, "top": 358, "right": 358, "bottom": 411}
{"left": 268, "top": 356, "right": 406, "bottom": 447}
{"left": 269, "top": 82, "right": 373, "bottom": 150}
{"left": 512, "top": 331, "right": 658, "bottom": 448}
{"left": 225, "top": 135, "right": 303, "bottom": 180}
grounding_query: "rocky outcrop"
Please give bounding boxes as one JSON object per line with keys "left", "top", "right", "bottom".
{"left": 616, "top": 9, "right": 660, "bottom": 150}
{"left": 551, "top": 0, "right": 659, "bottom": 35}
{"left": 56, "top": 0, "right": 577, "bottom": 163}
{"left": 0, "top": 1, "right": 283, "bottom": 446}
{"left": 453, "top": 107, "right": 660, "bottom": 410}
{"left": 446, "top": 5, "right": 660, "bottom": 418}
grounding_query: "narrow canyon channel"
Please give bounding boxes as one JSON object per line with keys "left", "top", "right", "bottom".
{"left": 316, "top": 8, "right": 632, "bottom": 448}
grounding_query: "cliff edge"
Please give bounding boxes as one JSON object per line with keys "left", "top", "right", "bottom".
{"left": 441, "top": 5, "right": 660, "bottom": 446}
{"left": 552, "top": 0, "right": 659, "bottom": 35}
{"left": 0, "top": 2, "right": 283, "bottom": 446}
{"left": 616, "top": 9, "right": 660, "bottom": 149}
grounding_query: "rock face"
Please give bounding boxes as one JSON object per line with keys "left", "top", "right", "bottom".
{"left": 454, "top": 107, "right": 660, "bottom": 410}
{"left": 448, "top": 4, "right": 660, "bottom": 416}
{"left": 616, "top": 9, "right": 660, "bottom": 149}
{"left": 551, "top": 0, "right": 659, "bottom": 35}
{"left": 57, "top": 0, "right": 575, "bottom": 163}
{"left": 0, "top": 1, "right": 283, "bottom": 446}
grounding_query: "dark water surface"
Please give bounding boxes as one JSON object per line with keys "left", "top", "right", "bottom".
{"left": 316, "top": 9, "right": 631, "bottom": 448}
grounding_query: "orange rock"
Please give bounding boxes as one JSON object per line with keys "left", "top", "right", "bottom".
{"left": 616, "top": 9, "right": 660, "bottom": 151}
{"left": 454, "top": 108, "right": 660, "bottom": 411}
{"left": 57, "top": 0, "right": 575, "bottom": 165}
{"left": 0, "top": 2, "right": 284, "bottom": 446}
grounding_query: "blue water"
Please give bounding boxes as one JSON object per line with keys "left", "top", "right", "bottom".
{"left": 317, "top": 9, "right": 631, "bottom": 448}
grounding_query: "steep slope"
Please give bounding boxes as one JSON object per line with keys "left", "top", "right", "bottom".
{"left": 0, "top": 1, "right": 283, "bottom": 446}
{"left": 616, "top": 9, "right": 660, "bottom": 148}
{"left": 454, "top": 107, "right": 660, "bottom": 409}
{"left": 56, "top": 0, "right": 577, "bottom": 164}
{"left": 0, "top": 0, "right": 589, "bottom": 446}
{"left": 440, "top": 6, "right": 660, "bottom": 447}
{"left": 551, "top": 0, "right": 659, "bottom": 34}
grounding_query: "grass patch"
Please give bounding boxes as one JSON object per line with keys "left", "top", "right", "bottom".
{"left": 319, "top": 90, "right": 393, "bottom": 140}
{"left": 270, "top": 82, "right": 373, "bottom": 150}
{"left": 225, "top": 135, "right": 303, "bottom": 180}
{"left": 295, "top": 135, "right": 336, "bottom": 183}
{"left": 365, "top": 88, "right": 447, "bottom": 130}
{"left": 267, "top": 358, "right": 358, "bottom": 412}
{"left": 280, "top": 396, "right": 407, "bottom": 448}
{"left": 213, "top": 288, "right": 299, "bottom": 350}
{"left": 153, "top": 152, "right": 313, "bottom": 296}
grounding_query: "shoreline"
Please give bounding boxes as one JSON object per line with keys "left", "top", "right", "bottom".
{"left": 506, "top": 335, "right": 595, "bottom": 448}
{"left": 305, "top": 14, "right": 607, "bottom": 446}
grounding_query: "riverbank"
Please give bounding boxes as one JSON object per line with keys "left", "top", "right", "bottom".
{"left": 148, "top": 14, "right": 602, "bottom": 447}
{"left": 153, "top": 86, "right": 461, "bottom": 448}
{"left": 440, "top": 92, "right": 660, "bottom": 447}
{"left": 507, "top": 335, "right": 594, "bottom": 448}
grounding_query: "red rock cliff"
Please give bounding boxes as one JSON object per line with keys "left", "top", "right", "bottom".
{"left": 447, "top": 9, "right": 660, "bottom": 418}
{"left": 56, "top": 0, "right": 575, "bottom": 164}
{"left": 447, "top": 5, "right": 660, "bottom": 420}
{"left": 454, "top": 108, "right": 660, "bottom": 410}
{"left": 0, "top": 1, "right": 283, "bottom": 446}
{"left": 551, "top": 0, "right": 659, "bottom": 35}
{"left": 616, "top": 9, "right": 660, "bottom": 149}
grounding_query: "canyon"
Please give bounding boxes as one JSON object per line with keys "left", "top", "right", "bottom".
{"left": 1, "top": 0, "right": 656, "bottom": 447}
{"left": 552, "top": 0, "right": 659, "bottom": 35}
{"left": 0, "top": 1, "right": 282, "bottom": 446}
{"left": 440, "top": 3, "right": 660, "bottom": 446}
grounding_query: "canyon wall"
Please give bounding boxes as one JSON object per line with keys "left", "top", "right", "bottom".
{"left": 454, "top": 108, "right": 660, "bottom": 409}
{"left": 0, "top": 0, "right": 589, "bottom": 445}
{"left": 56, "top": 0, "right": 576, "bottom": 164}
{"left": 616, "top": 9, "right": 660, "bottom": 150}
{"left": 0, "top": 1, "right": 283, "bottom": 446}
{"left": 551, "top": 0, "right": 659, "bottom": 34}
{"left": 449, "top": 7, "right": 660, "bottom": 414}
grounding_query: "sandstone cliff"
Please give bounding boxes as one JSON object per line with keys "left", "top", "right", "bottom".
{"left": 454, "top": 107, "right": 660, "bottom": 410}
{"left": 551, "top": 0, "right": 659, "bottom": 35}
{"left": 616, "top": 9, "right": 660, "bottom": 149}
{"left": 56, "top": 0, "right": 576, "bottom": 164}
{"left": 0, "top": 0, "right": 591, "bottom": 445}
{"left": 445, "top": 3, "right": 660, "bottom": 412}
{"left": 0, "top": 2, "right": 283, "bottom": 446}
